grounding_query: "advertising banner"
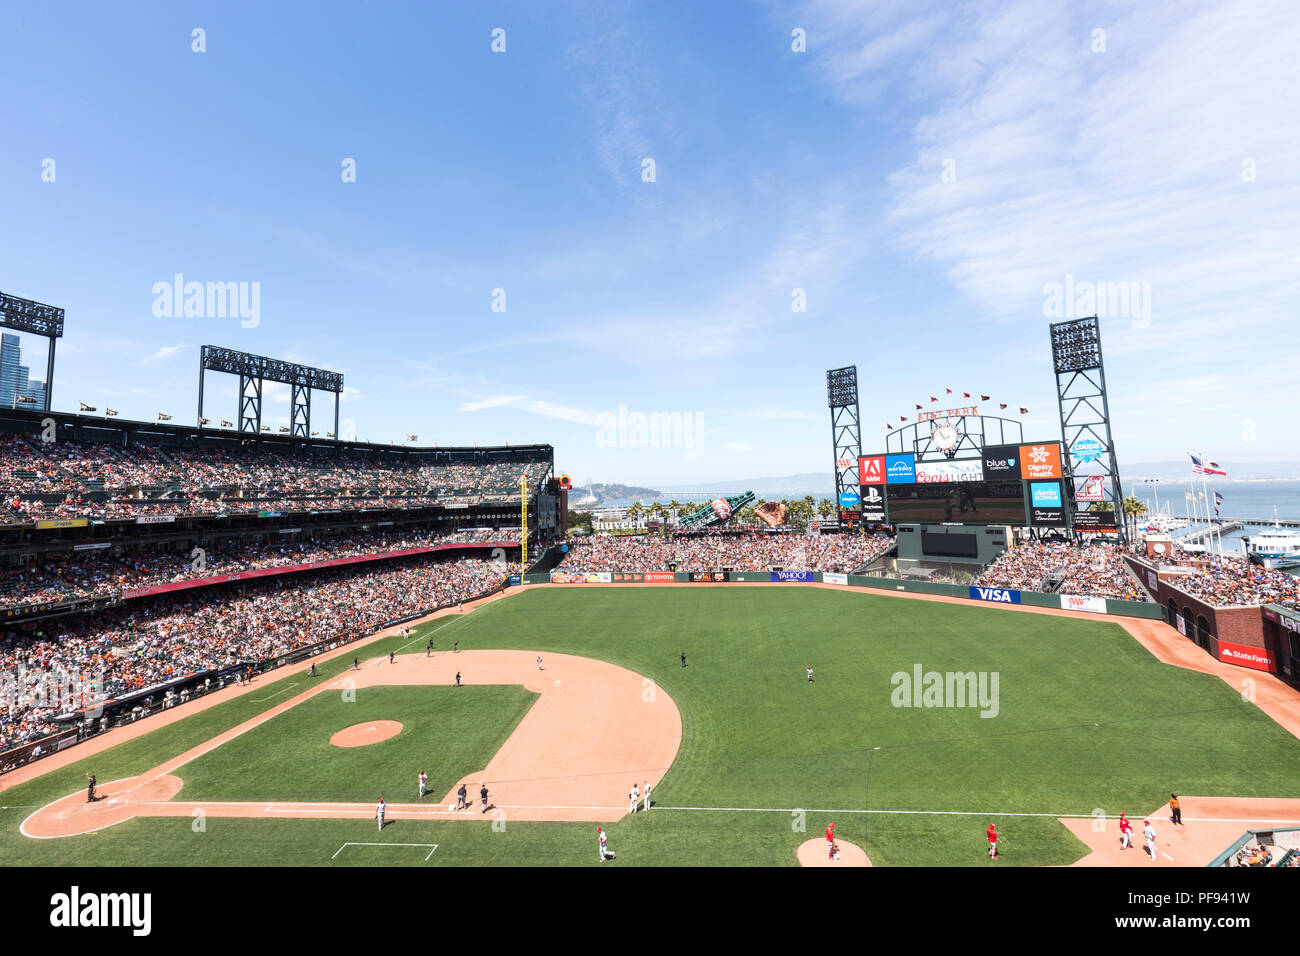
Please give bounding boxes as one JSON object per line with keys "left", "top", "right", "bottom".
{"left": 645, "top": 572, "right": 676, "bottom": 583}
{"left": 508, "top": 575, "right": 521, "bottom": 586}
{"left": 822, "top": 572, "right": 848, "bottom": 585}
{"left": 858, "top": 484, "right": 886, "bottom": 522}
{"left": 1217, "top": 641, "right": 1276, "bottom": 673}
{"left": 1072, "top": 510, "right": 1117, "bottom": 531}
{"left": 885, "top": 453, "right": 916, "bottom": 484}
{"left": 915, "top": 459, "right": 983, "bottom": 483}
{"left": 1176, "top": 616, "right": 1187, "bottom": 636}
{"left": 771, "top": 571, "right": 814, "bottom": 582}
{"left": 1074, "top": 474, "right": 1107, "bottom": 502}
{"left": 1059, "top": 594, "right": 1108, "bottom": 614}
{"left": 839, "top": 489, "right": 860, "bottom": 508}
{"left": 136, "top": 515, "right": 176, "bottom": 525}
{"left": 981, "top": 444, "right": 1021, "bottom": 480}
{"left": 1147, "top": 570, "right": 1158, "bottom": 591}
{"left": 691, "top": 571, "right": 728, "bottom": 582}
{"left": 1071, "top": 437, "right": 1105, "bottom": 463}
{"left": 550, "top": 571, "right": 612, "bottom": 583}
{"left": 1029, "top": 481, "right": 1066, "bottom": 526}
{"left": 968, "top": 586, "right": 1022, "bottom": 604}
{"left": 1019, "top": 443, "right": 1063, "bottom": 480}
{"left": 35, "top": 518, "right": 88, "bottom": 530}
{"left": 858, "top": 455, "right": 886, "bottom": 486}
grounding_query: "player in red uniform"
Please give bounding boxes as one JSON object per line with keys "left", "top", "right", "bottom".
{"left": 986, "top": 823, "right": 998, "bottom": 859}
{"left": 826, "top": 822, "right": 837, "bottom": 859}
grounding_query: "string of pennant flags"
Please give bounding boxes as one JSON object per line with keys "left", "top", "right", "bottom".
{"left": 886, "top": 388, "right": 1029, "bottom": 430}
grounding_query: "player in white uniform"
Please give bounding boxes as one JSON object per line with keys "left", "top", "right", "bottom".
{"left": 643, "top": 779, "right": 651, "bottom": 812}
{"left": 1143, "top": 820, "right": 1157, "bottom": 860}
{"left": 629, "top": 783, "right": 639, "bottom": 813}
{"left": 418, "top": 770, "right": 428, "bottom": 798}
{"left": 598, "top": 827, "right": 612, "bottom": 861}
{"left": 376, "top": 798, "right": 387, "bottom": 832}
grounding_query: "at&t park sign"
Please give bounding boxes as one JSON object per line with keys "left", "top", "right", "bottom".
{"left": 915, "top": 405, "right": 980, "bottom": 422}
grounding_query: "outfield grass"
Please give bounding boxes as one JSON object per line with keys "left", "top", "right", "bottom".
{"left": 4, "top": 586, "right": 1298, "bottom": 866}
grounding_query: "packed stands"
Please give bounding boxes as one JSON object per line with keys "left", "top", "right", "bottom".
{"left": 1156, "top": 549, "right": 1300, "bottom": 610}
{"left": 555, "top": 531, "right": 895, "bottom": 573}
{"left": 0, "top": 527, "right": 514, "bottom": 610}
{"left": 0, "top": 433, "right": 550, "bottom": 521}
{"left": 976, "top": 542, "right": 1148, "bottom": 601}
{"left": 0, "top": 553, "right": 516, "bottom": 753}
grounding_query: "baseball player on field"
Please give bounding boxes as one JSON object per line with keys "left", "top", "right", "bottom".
{"left": 418, "top": 770, "right": 428, "bottom": 798}
{"left": 375, "top": 797, "right": 387, "bottom": 832}
{"left": 986, "top": 823, "right": 998, "bottom": 859}
{"left": 1119, "top": 813, "right": 1133, "bottom": 849}
{"left": 1143, "top": 819, "right": 1157, "bottom": 860}
{"left": 597, "top": 827, "right": 613, "bottom": 862}
{"left": 826, "top": 822, "right": 836, "bottom": 859}
{"left": 628, "top": 782, "right": 640, "bottom": 814}
{"left": 643, "top": 779, "right": 651, "bottom": 812}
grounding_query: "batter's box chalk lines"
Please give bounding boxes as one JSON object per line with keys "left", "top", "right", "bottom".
{"left": 249, "top": 682, "right": 299, "bottom": 703}
{"left": 332, "top": 842, "right": 438, "bottom": 861}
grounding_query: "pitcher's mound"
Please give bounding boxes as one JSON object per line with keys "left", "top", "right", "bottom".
{"left": 798, "top": 838, "right": 872, "bottom": 867}
{"left": 330, "top": 720, "right": 403, "bottom": 747}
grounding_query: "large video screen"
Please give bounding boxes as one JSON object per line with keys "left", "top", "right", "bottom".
{"left": 885, "top": 479, "right": 1027, "bottom": 524}
{"left": 921, "top": 531, "right": 979, "bottom": 557}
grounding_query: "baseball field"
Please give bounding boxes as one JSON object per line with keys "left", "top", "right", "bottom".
{"left": 4, "top": 584, "right": 1300, "bottom": 867}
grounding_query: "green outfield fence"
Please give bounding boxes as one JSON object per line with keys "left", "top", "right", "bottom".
{"left": 522, "top": 570, "right": 1165, "bottom": 620}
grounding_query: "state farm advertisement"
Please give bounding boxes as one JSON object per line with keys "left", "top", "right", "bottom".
{"left": 1018, "top": 443, "right": 1062, "bottom": 480}
{"left": 914, "top": 460, "right": 983, "bottom": 483}
{"left": 1217, "top": 641, "right": 1276, "bottom": 673}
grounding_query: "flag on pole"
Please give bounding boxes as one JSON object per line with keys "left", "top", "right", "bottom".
{"left": 1204, "top": 460, "right": 1227, "bottom": 476}
{"left": 1189, "top": 453, "right": 1207, "bottom": 475}
{"left": 79, "top": 402, "right": 96, "bottom": 411}
{"left": 1214, "top": 491, "right": 1224, "bottom": 506}
{"left": 220, "top": 419, "right": 233, "bottom": 427}
{"left": 105, "top": 408, "right": 118, "bottom": 416}
{"left": 199, "top": 417, "right": 211, "bottom": 425}
{"left": 157, "top": 412, "right": 172, "bottom": 421}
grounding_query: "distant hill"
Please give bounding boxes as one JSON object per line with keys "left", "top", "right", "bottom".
{"left": 569, "top": 482, "right": 663, "bottom": 503}
{"left": 1122, "top": 461, "right": 1300, "bottom": 481}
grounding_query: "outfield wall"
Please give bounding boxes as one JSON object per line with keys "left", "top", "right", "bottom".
{"left": 526, "top": 570, "right": 1164, "bottom": 620}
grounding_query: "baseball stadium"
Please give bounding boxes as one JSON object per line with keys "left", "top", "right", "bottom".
{"left": 2, "top": 311, "right": 1299, "bottom": 871}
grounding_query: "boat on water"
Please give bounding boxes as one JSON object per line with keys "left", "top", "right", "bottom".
{"left": 1243, "top": 510, "right": 1300, "bottom": 570}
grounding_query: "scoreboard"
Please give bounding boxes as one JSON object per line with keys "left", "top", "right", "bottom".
{"left": 858, "top": 441, "right": 1072, "bottom": 529}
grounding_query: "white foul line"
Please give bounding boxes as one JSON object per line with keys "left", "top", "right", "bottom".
{"left": 249, "top": 682, "right": 300, "bottom": 703}
{"left": 331, "top": 842, "right": 438, "bottom": 861}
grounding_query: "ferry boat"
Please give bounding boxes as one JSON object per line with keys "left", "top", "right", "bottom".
{"left": 1243, "top": 511, "right": 1300, "bottom": 570}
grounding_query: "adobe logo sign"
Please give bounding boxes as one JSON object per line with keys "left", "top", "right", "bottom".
{"left": 858, "top": 456, "right": 885, "bottom": 485}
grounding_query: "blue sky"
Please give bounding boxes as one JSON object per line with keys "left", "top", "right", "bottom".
{"left": 2, "top": 0, "right": 1296, "bottom": 487}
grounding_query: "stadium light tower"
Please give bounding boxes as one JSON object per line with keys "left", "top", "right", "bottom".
{"left": 0, "top": 290, "right": 64, "bottom": 412}
{"left": 1049, "top": 317, "right": 1128, "bottom": 545}
{"left": 198, "top": 346, "right": 343, "bottom": 439}
{"left": 826, "top": 366, "right": 862, "bottom": 530}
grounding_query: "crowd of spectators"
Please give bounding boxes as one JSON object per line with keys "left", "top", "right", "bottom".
{"left": 0, "top": 527, "right": 514, "bottom": 609}
{"left": 0, "top": 553, "right": 517, "bottom": 752}
{"left": 1154, "top": 549, "right": 1300, "bottom": 610}
{"left": 0, "top": 433, "right": 550, "bottom": 521}
{"left": 976, "top": 542, "right": 1149, "bottom": 601}
{"left": 556, "top": 531, "right": 895, "bottom": 573}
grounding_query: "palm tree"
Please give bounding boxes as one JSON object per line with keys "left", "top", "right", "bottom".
{"left": 1122, "top": 495, "right": 1148, "bottom": 541}
{"left": 818, "top": 498, "right": 835, "bottom": 518}
{"left": 627, "top": 501, "right": 644, "bottom": 520}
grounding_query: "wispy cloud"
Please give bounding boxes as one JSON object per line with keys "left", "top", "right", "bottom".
{"left": 140, "top": 343, "right": 188, "bottom": 365}
{"left": 458, "top": 394, "right": 528, "bottom": 413}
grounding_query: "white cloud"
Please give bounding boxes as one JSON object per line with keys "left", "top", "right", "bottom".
{"left": 458, "top": 394, "right": 528, "bottom": 413}
{"left": 140, "top": 343, "right": 188, "bottom": 365}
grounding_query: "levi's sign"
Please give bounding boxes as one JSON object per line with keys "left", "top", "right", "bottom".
{"left": 969, "top": 586, "right": 1021, "bottom": 604}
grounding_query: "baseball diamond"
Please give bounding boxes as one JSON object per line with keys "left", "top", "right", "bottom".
{"left": 4, "top": 583, "right": 1300, "bottom": 867}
